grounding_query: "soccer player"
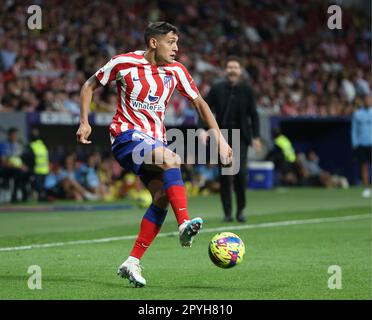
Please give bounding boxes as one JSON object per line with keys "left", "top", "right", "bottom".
{"left": 76, "top": 21, "right": 233, "bottom": 287}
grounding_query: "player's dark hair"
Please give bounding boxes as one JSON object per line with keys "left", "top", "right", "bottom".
{"left": 144, "top": 21, "right": 179, "bottom": 46}
{"left": 224, "top": 56, "right": 243, "bottom": 68}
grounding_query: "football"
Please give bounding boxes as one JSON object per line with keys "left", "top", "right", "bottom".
{"left": 208, "top": 232, "right": 245, "bottom": 268}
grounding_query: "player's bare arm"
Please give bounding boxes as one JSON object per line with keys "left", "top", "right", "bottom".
{"left": 76, "top": 75, "right": 101, "bottom": 144}
{"left": 192, "top": 95, "right": 233, "bottom": 165}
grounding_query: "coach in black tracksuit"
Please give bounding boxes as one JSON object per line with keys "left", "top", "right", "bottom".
{"left": 205, "top": 56, "right": 261, "bottom": 222}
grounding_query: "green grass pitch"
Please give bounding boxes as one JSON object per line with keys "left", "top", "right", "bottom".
{"left": 0, "top": 187, "right": 371, "bottom": 300}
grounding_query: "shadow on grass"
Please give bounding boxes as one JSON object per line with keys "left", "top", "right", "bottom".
{"left": 0, "top": 274, "right": 284, "bottom": 293}
{"left": 0, "top": 274, "right": 122, "bottom": 289}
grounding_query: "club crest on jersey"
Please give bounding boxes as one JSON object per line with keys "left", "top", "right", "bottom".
{"left": 164, "top": 75, "right": 173, "bottom": 88}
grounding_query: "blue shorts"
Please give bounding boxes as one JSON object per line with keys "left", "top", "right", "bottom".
{"left": 112, "top": 130, "right": 166, "bottom": 185}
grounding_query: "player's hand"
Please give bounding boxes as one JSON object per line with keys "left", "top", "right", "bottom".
{"left": 76, "top": 122, "right": 92, "bottom": 144}
{"left": 219, "top": 139, "right": 233, "bottom": 167}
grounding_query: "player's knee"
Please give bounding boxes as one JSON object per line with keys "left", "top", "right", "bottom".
{"left": 163, "top": 152, "right": 181, "bottom": 169}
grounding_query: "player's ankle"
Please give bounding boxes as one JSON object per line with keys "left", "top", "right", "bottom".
{"left": 127, "top": 256, "right": 140, "bottom": 264}
{"left": 178, "top": 219, "right": 190, "bottom": 227}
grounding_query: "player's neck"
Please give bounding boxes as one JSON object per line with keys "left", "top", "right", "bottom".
{"left": 144, "top": 50, "right": 166, "bottom": 66}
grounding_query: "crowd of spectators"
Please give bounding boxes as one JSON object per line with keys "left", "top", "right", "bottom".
{"left": 0, "top": 0, "right": 370, "bottom": 120}
{"left": 0, "top": 124, "right": 350, "bottom": 204}
{"left": 265, "top": 129, "right": 349, "bottom": 188}
{"left": 0, "top": 125, "right": 221, "bottom": 203}
{"left": 0, "top": 125, "right": 149, "bottom": 203}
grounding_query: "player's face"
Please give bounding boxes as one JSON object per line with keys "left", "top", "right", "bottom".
{"left": 155, "top": 32, "right": 178, "bottom": 64}
{"left": 225, "top": 61, "right": 242, "bottom": 85}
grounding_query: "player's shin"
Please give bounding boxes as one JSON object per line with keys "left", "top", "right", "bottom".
{"left": 163, "top": 168, "right": 190, "bottom": 225}
{"left": 129, "top": 204, "right": 167, "bottom": 259}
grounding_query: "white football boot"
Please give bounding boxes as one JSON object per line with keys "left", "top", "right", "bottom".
{"left": 117, "top": 258, "right": 146, "bottom": 288}
{"left": 179, "top": 217, "right": 203, "bottom": 247}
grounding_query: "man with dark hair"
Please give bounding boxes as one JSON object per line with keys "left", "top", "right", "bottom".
{"left": 76, "top": 21, "right": 232, "bottom": 287}
{"left": 143, "top": 21, "right": 179, "bottom": 45}
{"left": 205, "top": 56, "right": 261, "bottom": 222}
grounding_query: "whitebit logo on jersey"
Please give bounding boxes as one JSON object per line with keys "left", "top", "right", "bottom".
{"left": 131, "top": 90, "right": 163, "bottom": 112}
{"left": 132, "top": 100, "right": 165, "bottom": 112}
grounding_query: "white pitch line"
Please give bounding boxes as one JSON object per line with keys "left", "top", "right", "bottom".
{"left": 0, "top": 213, "right": 370, "bottom": 253}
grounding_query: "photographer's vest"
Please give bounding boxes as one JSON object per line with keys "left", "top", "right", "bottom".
{"left": 30, "top": 139, "right": 49, "bottom": 175}
{"left": 274, "top": 135, "right": 296, "bottom": 163}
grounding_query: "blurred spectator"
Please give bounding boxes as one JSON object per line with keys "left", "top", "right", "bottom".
{"left": 63, "top": 91, "right": 81, "bottom": 115}
{"left": 0, "top": 0, "right": 370, "bottom": 118}
{"left": 297, "top": 151, "right": 349, "bottom": 188}
{"left": 265, "top": 128, "right": 299, "bottom": 186}
{"left": 22, "top": 127, "right": 49, "bottom": 201}
{"left": 57, "top": 152, "right": 100, "bottom": 201}
{"left": 45, "top": 152, "right": 119, "bottom": 202}
{"left": 97, "top": 153, "right": 116, "bottom": 199}
{"left": 194, "top": 163, "right": 220, "bottom": 194}
{"left": 44, "top": 163, "right": 69, "bottom": 201}
{"left": 0, "top": 127, "right": 30, "bottom": 202}
{"left": 351, "top": 94, "right": 372, "bottom": 197}
{"left": 76, "top": 152, "right": 111, "bottom": 199}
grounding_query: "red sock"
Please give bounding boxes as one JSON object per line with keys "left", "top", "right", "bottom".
{"left": 165, "top": 185, "right": 190, "bottom": 225}
{"left": 130, "top": 204, "right": 167, "bottom": 259}
{"left": 163, "top": 168, "right": 190, "bottom": 225}
{"left": 130, "top": 219, "right": 160, "bottom": 259}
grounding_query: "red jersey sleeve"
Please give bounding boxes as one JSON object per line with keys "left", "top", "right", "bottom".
{"left": 95, "top": 58, "right": 119, "bottom": 86}
{"left": 95, "top": 55, "right": 131, "bottom": 86}
{"left": 173, "top": 63, "right": 200, "bottom": 101}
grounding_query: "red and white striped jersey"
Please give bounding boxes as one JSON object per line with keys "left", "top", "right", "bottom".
{"left": 95, "top": 50, "right": 200, "bottom": 143}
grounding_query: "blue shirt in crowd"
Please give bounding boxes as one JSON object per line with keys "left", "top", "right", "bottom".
{"left": 351, "top": 106, "right": 372, "bottom": 147}
{"left": 0, "top": 141, "right": 20, "bottom": 158}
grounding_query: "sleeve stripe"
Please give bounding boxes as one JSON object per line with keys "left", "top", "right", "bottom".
{"left": 173, "top": 66, "right": 199, "bottom": 100}
{"left": 95, "top": 56, "right": 147, "bottom": 85}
